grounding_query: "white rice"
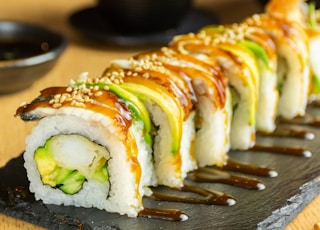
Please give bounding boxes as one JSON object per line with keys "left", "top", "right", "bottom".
{"left": 194, "top": 95, "right": 230, "bottom": 167}
{"left": 145, "top": 101, "right": 184, "bottom": 188}
{"left": 276, "top": 43, "right": 310, "bottom": 119}
{"left": 180, "top": 111, "right": 197, "bottom": 178}
{"left": 24, "top": 107, "right": 149, "bottom": 217}
{"left": 142, "top": 106, "right": 197, "bottom": 187}
{"left": 130, "top": 120, "right": 157, "bottom": 196}
{"left": 216, "top": 56, "right": 257, "bottom": 150}
{"left": 256, "top": 58, "right": 279, "bottom": 133}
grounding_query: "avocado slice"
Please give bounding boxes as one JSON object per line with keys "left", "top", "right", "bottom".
{"left": 308, "top": 2, "right": 317, "bottom": 29}
{"left": 121, "top": 80, "right": 184, "bottom": 155}
{"left": 312, "top": 73, "right": 320, "bottom": 94}
{"left": 34, "top": 146, "right": 59, "bottom": 187}
{"left": 91, "top": 163, "right": 109, "bottom": 183}
{"left": 238, "top": 40, "right": 270, "bottom": 69}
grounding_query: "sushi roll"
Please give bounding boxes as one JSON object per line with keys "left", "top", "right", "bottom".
{"left": 15, "top": 73, "right": 156, "bottom": 217}
{"left": 306, "top": 2, "right": 320, "bottom": 100}
{"left": 201, "top": 23, "right": 279, "bottom": 133}
{"left": 15, "top": 0, "right": 318, "bottom": 220}
{"left": 170, "top": 32, "right": 259, "bottom": 150}
{"left": 134, "top": 47, "right": 231, "bottom": 167}
{"left": 292, "top": 0, "right": 320, "bottom": 100}
{"left": 102, "top": 58, "right": 197, "bottom": 188}
{"left": 245, "top": 2, "right": 311, "bottom": 119}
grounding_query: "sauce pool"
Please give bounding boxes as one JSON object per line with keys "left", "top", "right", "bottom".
{"left": 0, "top": 39, "right": 49, "bottom": 61}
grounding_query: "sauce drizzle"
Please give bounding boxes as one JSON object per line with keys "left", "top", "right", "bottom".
{"left": 221, "top": 158, "right": 278, "bottom": 177}
{"left": 308, "top": 100, "right": 320, "bottom": 107}
{"left": 258, "top": 126, "right": 315, "bottom": 140}
{"left": 138, "top": 207, "right": 188, "bottom": 221}
{"left": 279, "top": 113, "right": 320, "bottom": 127}
{"left": 187, "top": 167, "right": 266, "bottom": 190}
{"left": 249, "top": 144, "right": 312, "bottom": 158}
{"left": 150, "top": 184, "right": 236, "bottom": 206}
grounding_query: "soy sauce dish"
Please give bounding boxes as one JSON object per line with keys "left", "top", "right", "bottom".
{"left": 0, "top": 21, "right": 67, "bottom": 94}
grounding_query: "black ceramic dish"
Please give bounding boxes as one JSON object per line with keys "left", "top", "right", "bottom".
{"left": 69, "top": 7, "right": 219, "bottom": 47}
{"left": 0, "top": 21, "right": 67, "bottom": 94}
{"left": 96, "top": 0, "right": 192, "bottom": 34}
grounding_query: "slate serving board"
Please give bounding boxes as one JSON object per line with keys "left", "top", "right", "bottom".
{"left": 1, "top": 107, "right": 320, "bottom": 229}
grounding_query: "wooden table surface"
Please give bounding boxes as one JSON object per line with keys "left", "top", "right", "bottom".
{"left": 0, "top": 0, "right": 319, "bottom": 229}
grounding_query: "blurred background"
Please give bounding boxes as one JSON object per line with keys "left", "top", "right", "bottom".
{"left": 0, "top": 0, "right": 266, "bottom": 48}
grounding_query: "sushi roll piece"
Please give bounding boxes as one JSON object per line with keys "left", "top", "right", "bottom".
{"left": 265, "top": 0, "right": 307, "bottom": 24}
{"left": 15, "top": 73, "right": 156, "bottom": 217}
{"left": 201, "top": 23, "right": 279, "bottom": 133}
{"left": 134, "top": 47, "right": 231, "bottom": 167}
{"left": 170, "top": 32, "right": 260, "bottom": 150}
{"left": 309, "top": 29, "right": 320, "bottom": 100}
{"left": 292, "top": 0, "right": 320, "bottom": 101}
{"left": 245, "top": 3, "right": 310, "bottom": 119}
{"left": 306, "top": 2, "right": 320, "bottom": 100}
{"left": 101, "top": 58, "right": 196, "bottom": 188}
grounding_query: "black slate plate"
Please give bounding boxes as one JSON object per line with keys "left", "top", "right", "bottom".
{"left": 68, "top": 7, "right": 219, "bottom": 47}
{"left": 1, "top": 107, "right": 320, "bottom": 229}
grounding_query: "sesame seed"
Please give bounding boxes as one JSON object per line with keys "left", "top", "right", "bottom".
{"left": 75, "top": 102, "right": 85, "bottom": 107}
{"left": 86, "top": 78, "right": 93, "bottom": 84}
{"left": 54, "top": 94, "right": 61, "bottom": 99}
{"left": 134, "top": 67, "right": 143, "bottom": 72}
{"left": 19, "top": 101, "right": 27, "bottom": 107}
{"left": 69, "top": 79, "right": 76, "bottom": 86}
{"left": 94, "top": 91, "right": 103, "bottom": 97}
{"left": 142, "top": 72, "right": 150, "bottom": 78}
{"left": 59, "top": 94, "right": 67, "bottom": 103}
{"left": 151, "top": 53, "right": 157, "bottom": 59}
{"left": 52, "top": 103, "right": 62, "bottom": 108}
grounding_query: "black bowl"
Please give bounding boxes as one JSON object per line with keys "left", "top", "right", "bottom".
{"left": 97, "top": 0, "right": 192, "bottom": 34}
{"left": 0, "top": 21, "right": 68, "bottom": 94}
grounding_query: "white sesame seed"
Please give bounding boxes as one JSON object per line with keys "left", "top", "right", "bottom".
{"left": 52, "top": 103, "right": 62, "bottom": 108}
{"left": 94, "top": 91, "right": 103, "bottom": 97}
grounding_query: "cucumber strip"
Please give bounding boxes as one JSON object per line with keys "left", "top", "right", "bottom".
{"left": 57, "top": 170, "right": 86, "bottom": 195}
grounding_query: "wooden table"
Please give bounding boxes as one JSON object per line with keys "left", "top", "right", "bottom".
{"left": 0, "top": 0, "right": 319, "bottom": 229}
